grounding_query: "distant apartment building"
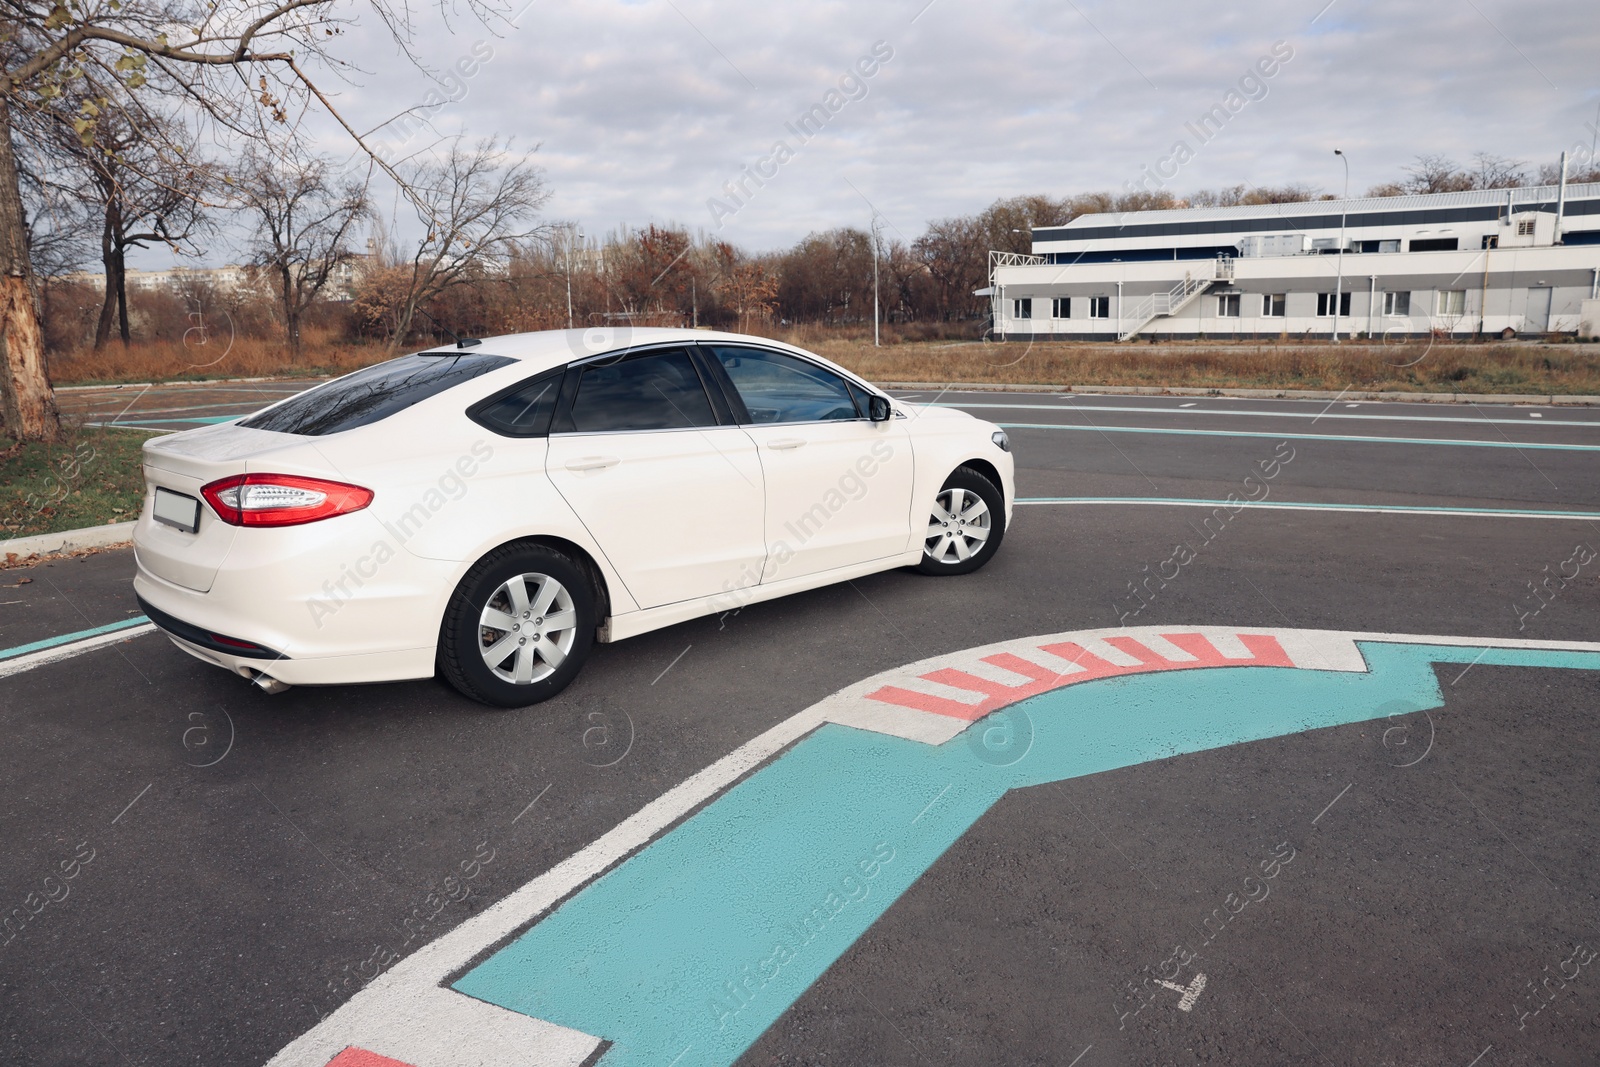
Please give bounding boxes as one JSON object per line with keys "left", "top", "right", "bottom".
{"left": 62, "top": 257, "right": 371, "bottom": 301}
{"left": 986, "top": 182, "right": 1600, "bottom": 340}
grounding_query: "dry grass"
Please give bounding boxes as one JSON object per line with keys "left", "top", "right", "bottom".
{"left": 45, "top": 329, "right": 1600, "bottom": 396}
{"left": 811, "top": 338, "right": 1600, "bottom": 395}
{"left": 49, "top": 330, "right": 382, "bottom": 385}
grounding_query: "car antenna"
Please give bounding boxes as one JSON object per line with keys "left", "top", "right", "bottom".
{"left": 414, "top": 306, "right": 481, "bottom": 349}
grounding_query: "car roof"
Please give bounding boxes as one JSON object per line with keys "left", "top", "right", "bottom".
{"left": 416, "top": 328, "right": 822, "bottom": 378}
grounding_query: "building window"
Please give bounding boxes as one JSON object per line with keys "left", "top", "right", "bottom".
{"left": 1517, "top": 218, "right": 1536, "bottom": 236}
{"left": 1382, "top": 291, "right": 1410, "bottom": 316}
{"left": 1409, "top": 237, "right": 1459, "bottom": 252}
{"left": 1052, "top": 297, "right": 1071, "bottom": 319}
{"left": 1012, "top": 298, "right": 1032, "bottom": 320}
{"left": 1316, "top": 292, "right": 1352, "bottom": 317}
{"left": 1217, "top": 294, "right": 1241, "bottom": 317}
{"left": 1482, "top": 234, "right": 1499, "bottom": 250}
{"left": 1262, "top": 294, "right": 1286, "bottom": 317}
{"left": 1088, "top": 296, "right": 1110, "bottom": 319}
{"left": 1436, "top": 290, "right": 1466, "bottom": 317}
{"left": 1379, "top": 239, "right": 1400, "bottom": 253}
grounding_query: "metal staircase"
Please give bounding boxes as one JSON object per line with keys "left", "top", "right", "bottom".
{"left": 1118, "top": 255, "right": 1235, "bottom": 340}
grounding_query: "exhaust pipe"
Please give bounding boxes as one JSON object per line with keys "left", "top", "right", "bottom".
{"left": 250, "top": 671, "right": 293, "bottom": 695}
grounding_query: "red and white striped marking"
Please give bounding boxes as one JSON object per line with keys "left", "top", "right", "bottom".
{"left": 864, "top": 631, "right": 1293, "bottom": 722}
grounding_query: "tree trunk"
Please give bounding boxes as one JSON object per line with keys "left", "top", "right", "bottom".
{"left": 278, "top": 264, "right": 300, "bottom": 362}
{"left": 113, "top": 244, "right": 130, "bottom": 346}
{"left": 0, "top": 94, "right": 60, "bottom": 443}
{"left": 390, "top": 295, "right": 419, "bottom": 356}
{"left": 92, "top": 206, "right": 117, "bottom": 350}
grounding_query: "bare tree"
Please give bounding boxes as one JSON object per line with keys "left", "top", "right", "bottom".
{"left": 1470, "top": 152, "right": 1526, "bottom": 190}
{"left": 0, "top": 0, "right": 510, "bottom": 441}
{"left": 709, "top": 242, "right": 777, "bottom": 332}
{"left": 237, "top": 143, "right": 367, "bottom": 360}
{"left": 28, "top": 97, "right": 213, "bottom": 350}
{"left": 380, "top": 138, "right": 548, "bottom": 351}
{"left": 912, "top": 216, "right": 986, "bottom": 322}
{"left": 1402, "top": 155, "right": 1474, "bottom": 194}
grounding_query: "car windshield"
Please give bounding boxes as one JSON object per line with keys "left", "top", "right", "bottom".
{"left": 240, "top": 352, "right": 515, "bottom": 436}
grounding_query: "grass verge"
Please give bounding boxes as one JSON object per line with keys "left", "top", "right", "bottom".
{"left": 1, "top": 426, "right": 162, "bottom": 542}
{"left": 811, "top": 339, "right": 1600, "bottom": 395}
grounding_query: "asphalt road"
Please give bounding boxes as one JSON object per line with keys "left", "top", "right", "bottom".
{"left": 3, "top": 389, "right": 1599, "bottom": 1066}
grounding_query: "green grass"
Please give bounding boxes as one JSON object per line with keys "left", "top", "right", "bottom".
{"left": 0, "top": 426, "right": 162, "bottom": 544}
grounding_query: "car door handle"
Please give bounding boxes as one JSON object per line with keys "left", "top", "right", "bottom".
{"left": 766, "top": 438, "right": 806, "bottom": 451}
{"left": 565, "top": 456, "right": 620, "bottom": 471}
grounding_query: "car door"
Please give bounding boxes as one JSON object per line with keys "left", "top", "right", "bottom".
{"left": 544, "top": 346, "right": 766, "bottom": 609}
{"left": 701, "top": 344, "right": 913, "bottom": 583}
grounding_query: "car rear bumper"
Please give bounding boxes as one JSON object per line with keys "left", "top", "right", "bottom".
{"left": 132, "top": 511, "right": 460, "bottom": 685}
{"left": 155, "top": 626, "right": 436, "bottom": 687}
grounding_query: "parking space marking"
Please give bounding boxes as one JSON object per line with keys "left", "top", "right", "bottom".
{"left": 941, "top": 401, "right": 1600, "bottom": 429}
{"left": 0, "top": 615, "right": 151, "bottom": 661}
{"left": 999, "top": 422, "right": 1600, "bottom": 452}
{"left": 0, "top": 620, "right": 157, "bottom": 679}
{"left": 268, "top": 627, "right": 1600, "bottom": 1067}
{"left": 1015, "top": 497, "right": 1600, "bottom": 521}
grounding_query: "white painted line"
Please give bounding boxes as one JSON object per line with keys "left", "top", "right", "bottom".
{"left": 1016, "top": 498, "right": 1600, "bottom": 521}
{"left": 0, "top": 623, "right": 158, "bottom": 679}
{"left": 945, "top": 401, "right": 1600, "bottom": 428}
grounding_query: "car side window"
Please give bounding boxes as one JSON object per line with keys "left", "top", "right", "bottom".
{"left": 560, "top": 348, "right": 717, "bottom": 433}
{"left": 708, "top": 346, "right": 861, "bottom": 424}
{"left": 469, "top": 369, "right": 562, "bottom": 437}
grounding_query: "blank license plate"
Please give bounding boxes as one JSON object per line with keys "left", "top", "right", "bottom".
{"left": 153, "top": 488, "right": 201, "bottom": 533}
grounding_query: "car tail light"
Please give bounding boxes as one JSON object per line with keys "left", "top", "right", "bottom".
{"left": 201, "top": 474, "right": 374, "bottom": 527}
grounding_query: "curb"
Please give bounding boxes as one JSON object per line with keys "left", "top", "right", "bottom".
{"left": 2, "top": 522, "right": 136, "bottom": 562}
{"left": 876, "top": 382, "right": 1600, "bottom": 405}
{"left": 57, "top": 376, "right": 318, "bottom": 392}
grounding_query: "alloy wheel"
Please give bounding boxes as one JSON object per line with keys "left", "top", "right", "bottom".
{"left": 478, "top": 572, "right": 579, "bottom": 684}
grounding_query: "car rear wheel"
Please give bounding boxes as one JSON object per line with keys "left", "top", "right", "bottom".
{"left": 917, "top": 466, "right": 1006, "bottom": 576}
{"left": 438, "top": 544, "right": 596, "bottom": 707}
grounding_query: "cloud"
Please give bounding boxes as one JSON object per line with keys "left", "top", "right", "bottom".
{"left": 155, "top": 0, "right": 1600, "bottom": 264}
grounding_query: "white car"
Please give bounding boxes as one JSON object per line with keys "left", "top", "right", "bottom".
{"left": 131, "top": 329, "right": 1014, "bottom": 706}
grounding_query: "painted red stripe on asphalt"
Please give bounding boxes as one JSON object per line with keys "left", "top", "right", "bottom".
{"left": 323, "top": 1047, "right": 418, "bottom": 1067}
{"left": 865, "top": 632, "right": 1294, "bottom": 721}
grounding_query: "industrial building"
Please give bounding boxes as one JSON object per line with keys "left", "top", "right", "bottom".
{"left": 986, "top": 181, "right": 1600, "bottom": 340}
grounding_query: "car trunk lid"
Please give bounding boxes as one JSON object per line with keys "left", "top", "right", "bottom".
{"left": 136, "top": 424, "right": 309, "bottom": 593}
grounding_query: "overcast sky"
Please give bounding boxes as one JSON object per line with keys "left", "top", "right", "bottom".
{"left": 193, "top": 0, "right": 1600, "bottom": 262}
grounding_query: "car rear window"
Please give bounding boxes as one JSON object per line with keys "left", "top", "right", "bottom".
{"left": 240, "top": 353, "right": 515, "bottom": 436}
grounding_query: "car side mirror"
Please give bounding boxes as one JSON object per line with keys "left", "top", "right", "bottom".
{"left": 868, "top": 395, "right": 892, "bottom": 423}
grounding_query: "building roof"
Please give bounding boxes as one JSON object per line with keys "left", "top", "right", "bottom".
{"left": 1051, "top": 182, "right": 1600, "bottom": 231}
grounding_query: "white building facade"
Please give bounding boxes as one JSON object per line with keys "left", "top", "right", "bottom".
{"left": 988, "top": 183, "right": 1600, "bottom": 340}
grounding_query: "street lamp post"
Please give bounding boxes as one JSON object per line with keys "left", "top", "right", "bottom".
{"left": 872, "top": 214, "right": 881, "bottom": 348}
{"left": 1333, "top": 150, "right": 1348, "bottom": 343}
{"left": 565, "top": 226, "right": 583, "bottom": 330}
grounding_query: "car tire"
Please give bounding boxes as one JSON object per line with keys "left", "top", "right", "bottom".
{"left": 438, "top": 543, "right": 596, "bottom": 708}
{"left": 916, "top": 466, "right": 1006, "bottom": 576}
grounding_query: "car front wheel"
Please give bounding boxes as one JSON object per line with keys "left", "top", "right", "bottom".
{"left": 438, "top": 543, "right": 596, "bottom": 707}
{"left": 917, "top": 466, "right": 1006, "bottom": 576}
